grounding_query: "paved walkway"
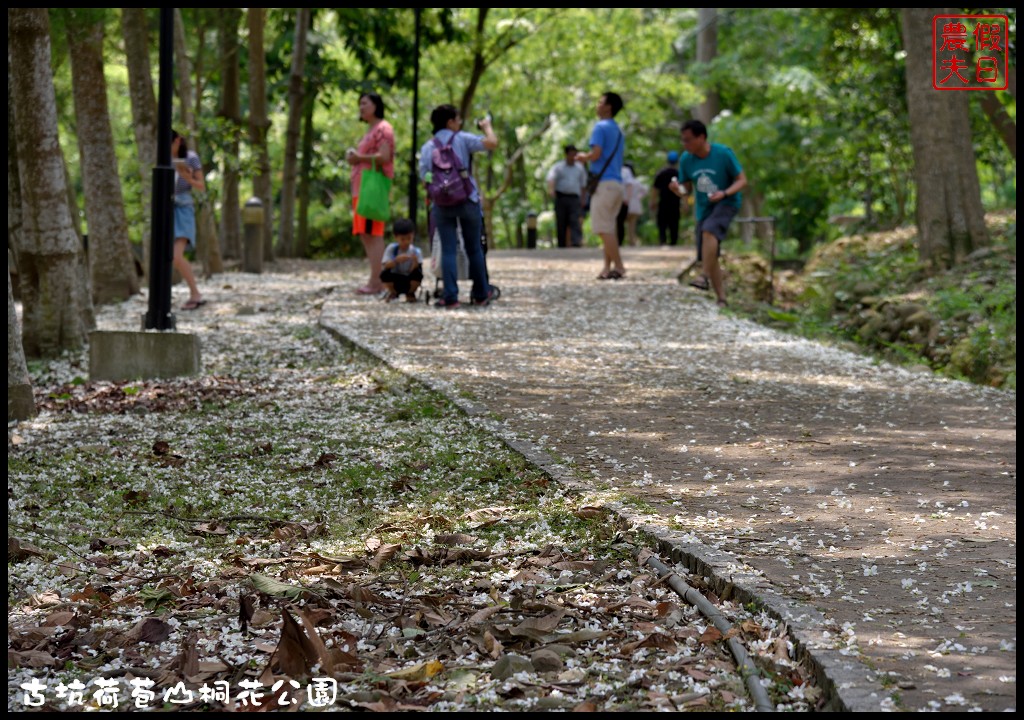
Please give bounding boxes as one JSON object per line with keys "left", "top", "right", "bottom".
{"left": 321, "top": 246, "right": 1016, "bottom": 712}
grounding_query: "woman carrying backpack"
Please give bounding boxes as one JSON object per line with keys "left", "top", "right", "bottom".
{"left": 419, "top": 105, "right": 497, "bottom": 308}
{"left": 346, "top": 92, "right": 395, "bottom": 295}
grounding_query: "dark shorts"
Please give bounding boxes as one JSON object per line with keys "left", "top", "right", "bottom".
{"left": 696, "top": 203, "right": 738, "bottom": 260}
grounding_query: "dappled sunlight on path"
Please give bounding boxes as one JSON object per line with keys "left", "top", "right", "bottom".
{"left": 322, "top": 246, "right": 1016, "bottom": 712}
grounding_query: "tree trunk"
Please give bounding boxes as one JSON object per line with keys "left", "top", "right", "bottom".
{"left": 979, "top": 93, "right": 1016, "bottom": 159}
{"left": 218, "top": 8, "right": 242, "bottom": 260}
{"left": 175, "top": 9, "right": 223, "bottom": 276}
{"left": 8, "top": 272, "right": 35, "bottom": 421}
{"left": 66, "top": 9, "right": 140, "bottom": 305}
{"left": 278, "top": 7, "right": 310, "bottom": 258}
{"left": 121, "top": 8, "right": 157, "bottom": 280}
{"left": 297, "top": 81, "right": 317, "bottom": 258}
{"left": 900, "top": 8, "right": 988, "bottom": 268}
{"left": 695, "top": 8, "right": 720, "bottom": 125}
{"left": 9, "top": 7, "right": 94, "bottom": 358}
{"left": 9, "top": 69, "right": 23, "bottom": 301}
{"left": 173, "top": 9, "right": 195, "bottom": 135}
{"left": 247, "top": 7, "right": 274, "bottom": 263}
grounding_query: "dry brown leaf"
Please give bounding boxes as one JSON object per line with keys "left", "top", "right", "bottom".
{"left": 574, "top": 506, "right": 605, "bottom": 519}
{"left": 365, "top": 537, "right": 382, "bottom": 553}
{"left": 573, "top": 701, "right": 599, "bottom": 712}
{"left": 297, "top": 606, "right": 334, "bottom": 676}
{"left": 349, "top": 585, "right": 387, "bottom": 606}
{"left": 622, "top": 632, "right": 677, "bottom": 654}
{"left": 483, "top": 630, "right": 504, "bottom": 659}
{"left": 274, "top": 608, "right": 318, "bottom": 679}
{"left": 192, "top": 522, "right": 228, "bottom": 536}
{"left": 301, "top": 564, "right": 335, "bottom": 575}
{"left": 250, "top": 609, "right": 276, "bottom": 628}
{"left": 514, "top": 610, "right": 566, "bottom": 634}
{"left": 239, "top": 595, "right": 255, "bottom": 633}
{"left": 463, "top": 506, "right": 512, "bottom": 522}
{"left": 9, "top": 538, "right": 45, "bottom": 562}
{"left": 127, "top": 618, "right": 172, "bottom": 644}
{"left": 27, "top": 591, "right": 61, "bottom": 608}
{"left": 42, "top": 611, "right": 76, "bottom": 627}
{"left": 467, "top": 606, "right": 503, "bottom": 625}
{"left": 434, "top": 533, "right": 479, "bottom": 546}
{"left": 386, "top": 659, "right": 444, "bottom": 681}
{"left": 551, "top": 561, "right": 594, "bottom": 572}
{"left": 370, "top": 543, "right": 402, "bottom": 570}
{"left": 152, "top": 440, "right": 171, "bottom": 455}
{"left": 741, "top": 620, "right": 765, "bottom": 636}
{"left": 699, "top": 626, "right": 724, "bottom": 645}
{"left": 655, "top": 601, "right": 678, "bottom": 617}
{"left": 8, "top": 650, "right": 56, "bottom": 668}
{"left": 687, "top": 667, "right": 712, "bottom": 681}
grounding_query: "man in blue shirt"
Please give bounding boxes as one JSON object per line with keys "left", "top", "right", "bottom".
{"left": 576, "top": 92, "right": 627, "bottom": 280}
{"left": 669, "top": 119, "right": 747, "bottom": 307}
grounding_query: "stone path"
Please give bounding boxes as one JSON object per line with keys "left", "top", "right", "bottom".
{"left": 320, "top": 246, "right": 1016, "bottom": 712}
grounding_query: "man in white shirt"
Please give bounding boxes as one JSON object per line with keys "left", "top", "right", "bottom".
{"left": 546, "top": 144, "right": 587, "bottom": 247}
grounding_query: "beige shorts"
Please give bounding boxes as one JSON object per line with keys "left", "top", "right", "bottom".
{"left": 589, "top": 181, "right": 624, "bottom": 235}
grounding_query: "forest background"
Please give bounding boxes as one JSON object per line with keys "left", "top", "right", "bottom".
{"left": 7, "top": 7, "right": 1017, "bottom": 397}
{"left": 39, "top": 8, "right": 1018, "bottom": 258}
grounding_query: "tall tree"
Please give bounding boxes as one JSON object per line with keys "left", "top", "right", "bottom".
{"left": 121, "top": 7, "right": 158, "bottom": 279}
{"left": 9, "top": 7, "right": 94, "bottom": 357}
{"left": 247, "top": 8, "right": 274, "bottom": 262}
{"left": 278, "top": 7, "right": 310, "bottom": 257}
{"left": 297, "top": 78, "right": 317, "bottom": 259}
{"left": 695, "top": 7, "right": 720, "bottom": 125}
{"left": 8, "top": 272, "right": 35, "bottom": 421}
{"left": 174, "top": 8, "right": 223, "bottom": 275}
{"left": 64, "top": 8, "right": 140, "bottom": 304}
{"left": 218, "top": 8, "right": 242, "bottom": 259}
{"left": 900, "top": 8, "right": 988, "bottom": 267}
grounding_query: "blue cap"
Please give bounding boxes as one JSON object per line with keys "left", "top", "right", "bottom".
{"left": 667, "top": 151, "right": 679, "bottom": 164}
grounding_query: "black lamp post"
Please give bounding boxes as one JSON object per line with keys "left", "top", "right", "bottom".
{"left": 144, "top": 7, "right": 176, "bottom": 331}
{"left": 408, "top": 7, "right": 422, "bottom": 226}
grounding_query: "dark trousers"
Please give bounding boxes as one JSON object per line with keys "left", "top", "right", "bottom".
{"left": 616, "top": 203, "right": 628, "bottom": 246}
{"left": 380, "top": 266, "right": 423, "bottom": 295}
{"left": 657, "top": 206, "right": 681, "bottom": 246}
{"left": 432, "top": 202, "right": 489, "bottom": 303}
{"left": 554, "top": 192, "right": 582, "bottom": 248}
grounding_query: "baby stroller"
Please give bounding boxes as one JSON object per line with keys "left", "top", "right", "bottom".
{"left": 421, "top": 210, "right": 501, "bottom": 304}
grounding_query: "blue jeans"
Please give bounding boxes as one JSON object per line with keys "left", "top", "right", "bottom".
{"left": 432, "top": 202, "right": 489, "bottom": 303}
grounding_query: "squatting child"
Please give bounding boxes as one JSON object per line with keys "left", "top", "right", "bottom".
{"left": 380, "top": 218, "right": 424, "bottom": 303}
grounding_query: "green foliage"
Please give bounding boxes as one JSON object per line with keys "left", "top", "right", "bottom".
{"left": 40, "top": 8, "right": 1017, "bottom": 257}
{"left": 741, "top": 213, "right": 1016, "bottom": 389}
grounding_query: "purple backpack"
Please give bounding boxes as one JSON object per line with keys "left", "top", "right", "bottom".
{"left": 427, "top": 134, "right": 472, "bottom": 207}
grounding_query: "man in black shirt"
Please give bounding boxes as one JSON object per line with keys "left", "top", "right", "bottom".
{"left": 650, "top": 150, "right": 682, "bottom": 246}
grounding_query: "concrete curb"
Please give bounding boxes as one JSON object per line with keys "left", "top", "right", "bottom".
{"left": 320, "top": 304, "right": 892, "bottom": 712}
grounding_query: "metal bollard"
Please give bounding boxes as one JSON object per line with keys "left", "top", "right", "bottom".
{"left": 241, "top": 197, "right": 264, "bottom": 273}
{"left": 526, "top": 211, "right": 538, "bottom": 249}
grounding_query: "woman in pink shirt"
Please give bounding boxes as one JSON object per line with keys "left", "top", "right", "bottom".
{"left": 346, "top": 92, "right": 395, "bottom": 295}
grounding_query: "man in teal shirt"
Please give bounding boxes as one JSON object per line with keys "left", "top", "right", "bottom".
{"left": 670, "top": 119, "right": 747, "bottom": 307}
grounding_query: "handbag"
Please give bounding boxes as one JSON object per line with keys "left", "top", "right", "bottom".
{"left": 585, "top": 128, "right": 623, "bottom": 195}
{"left": 356, "top": 159, "right": 392, "bottom": 222}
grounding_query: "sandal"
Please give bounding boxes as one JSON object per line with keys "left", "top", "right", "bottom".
{"left": 716, "top": 298, "right": 729, "bottom": 308}
{"left": 181, "top": 298, "right": 206, "bottom": 311}
{"left": 609, "top": 269, "right": 625, "bottom": 280}
{"left": 597, "top": 271, "right": 613, "bottom": 280}
{"left": 356, "top": 285, "right": 382, "bottom": 295}
{"left": 689, "top": 275, "right": 710, "bottom": 291}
